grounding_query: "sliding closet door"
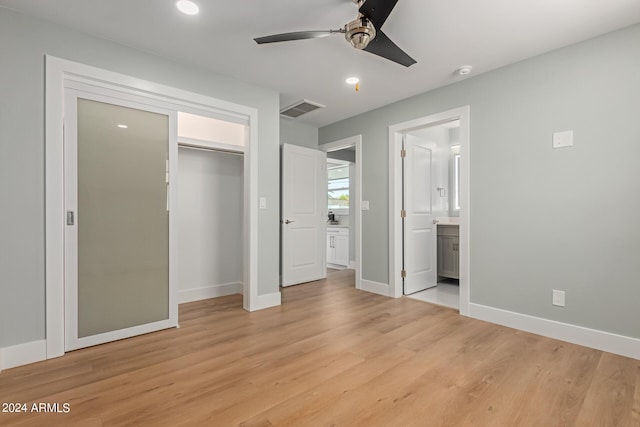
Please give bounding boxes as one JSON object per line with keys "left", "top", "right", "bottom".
{"left": 65, "top": 89, "right": 177, "bottom": 351}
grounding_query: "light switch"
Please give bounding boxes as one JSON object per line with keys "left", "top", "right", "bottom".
{"left": 361, "top": 200, "right": 370, "bottom": 211}
{"left": 259, "top": 197, "right": 267, "bottom": 209}
{"left": 552, "top": 130, "right": 573, "bottom": 149}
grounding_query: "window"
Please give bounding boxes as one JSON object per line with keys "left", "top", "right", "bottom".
{"left": 328, "top": 163, "right": 349, "bottom": 211}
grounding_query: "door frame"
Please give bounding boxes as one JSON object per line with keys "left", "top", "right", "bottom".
{"left": 388, "top": 106, "right": 470, "bottom": 315}
{"left": 45, "top": 56, "right": 259, "bottom": 359}
{"left": 320, "top": 135, "right": 362, "bottom": 290}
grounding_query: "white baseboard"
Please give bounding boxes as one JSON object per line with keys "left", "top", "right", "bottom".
{"left": 0, "top": 340, "right": 47, "bottom": 371}
{"left": 349, "top": 261, "right": 357, "bottom": 269}
{"left": 361, "top": 279, "right": 390, "bottom": 297}
{"left": 179, "top": 282, "right": 243, "bottom": 304}
{"left": 469, "top": 303, "right": 640, "bottom": 360}
{"left": 247, "top": 291, "right": 281, "bottom": 311}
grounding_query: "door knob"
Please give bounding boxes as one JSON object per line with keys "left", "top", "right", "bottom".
{"left": 284, "top": 219, "right": 295, "bottom": 224}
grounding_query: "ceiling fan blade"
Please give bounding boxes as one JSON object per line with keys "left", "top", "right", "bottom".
{"left": 254, "top": 30, "right": 341, "bottom": 44}
{"left": 363, "top": 30, "right": 416, "bottom": 67}
{"left": 359, "top": 0, "right": 399, "bottom": 29}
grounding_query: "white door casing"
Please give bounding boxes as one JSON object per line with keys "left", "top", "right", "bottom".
{"left": 281, "top": 144, "right": 327, "bottom": 286}
{"left": 45, "top": 56, "right": 262, "bottom": 360}
{"left": 403, "top": 134, "right": 437, "bottom": 294}
{"left": 389, "top": 106, "right": 470, "bottom": 316}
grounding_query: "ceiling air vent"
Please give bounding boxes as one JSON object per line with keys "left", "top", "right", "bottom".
{"left": 280, "top": 99, "right": 325, "bottom": 119}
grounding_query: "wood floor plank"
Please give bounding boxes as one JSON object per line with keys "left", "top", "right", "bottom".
{"left": 239, "top": 346, "right": 417, "bottom": 427}
{"left": 633, "top": 363, "right": 640, "bottom": 426}
{"left": 574, "top": 352, "right": 638, "bottom": 426}
{"left": 0, "top": 269, "right": 637, "bottom": 426}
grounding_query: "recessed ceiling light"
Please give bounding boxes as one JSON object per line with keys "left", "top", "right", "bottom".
{"left": 456, "top": 65, "right": 473, "bottom": 76}
{"left": 117, "top": 124, "right": 128, "bottom": 129}
{"left": 345, "top": 77, "right": 360, "bottom": 85}
{"left": 176, "top": 0, "right": 199, "bottom": 15}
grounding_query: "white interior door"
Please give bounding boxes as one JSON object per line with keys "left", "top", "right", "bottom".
{"left": 403, "top": 134, "right": 437, "bottom": 294}
{"left": 281, "top": 143, "right": 326, "bottom": 286}
{"left": 64, "top": 88, "right": 178, "bottom": 351}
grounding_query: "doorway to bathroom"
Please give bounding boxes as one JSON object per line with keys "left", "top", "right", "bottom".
{"left": 388, "top": 106, "right": 470, "bottom": 314}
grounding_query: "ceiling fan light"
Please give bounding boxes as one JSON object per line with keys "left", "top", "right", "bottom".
{"left": 345, "top": 17, "right": 376, "bottom": 50}
{"left": 350, "top": 33, "right": 371, "bottom": 49}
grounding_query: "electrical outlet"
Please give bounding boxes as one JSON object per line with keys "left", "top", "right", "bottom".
{"left": 552, "top": 290, "right": 565, "bottom": 307}
{"left": 552, "top": 130, "right": 573, "bottom": 149}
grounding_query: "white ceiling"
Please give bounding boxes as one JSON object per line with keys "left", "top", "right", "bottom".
{"left": 2, "top": 0, "right": 639, "bottom": 127}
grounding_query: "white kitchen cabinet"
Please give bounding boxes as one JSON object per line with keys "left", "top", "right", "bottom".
{"left": 437, "top": 225, "right": 459, "bottom": 279}
{"left": 327, "top": 228, "right": 349, "bottom": 268}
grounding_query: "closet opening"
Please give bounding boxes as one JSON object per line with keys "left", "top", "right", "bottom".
{"left": 177, "top": 112, "right": 246, "bottom": 305}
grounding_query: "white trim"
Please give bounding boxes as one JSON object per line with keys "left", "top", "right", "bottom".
{"left": 244, "top": 112, "right": 263, "bottom": 311}
{"left": 251, "top": 292, "right": 282, "bottom": 311}
{"left": 388, "top": 106, "right": 471, "bottom": 315}
{"left": 0, "top": 340, "right": 47, "bottom": 371}
{"left": 45, "top": 55, "right": 260, "bottom": 359}
{"left": 361, "top": 279, "right": 390, "bottom": 297}
{"left": 320, "top": 135, "right": 363, "bottom": 291}
{"left": 45, "top": 55, "right": 66, "bottom": 360}
{"left": 69, "top": 320, "right": 177, "bottom": 351}
{"left": 168, "top": 106, "right": 180, "bottom": 333}
{"left": 469, "top": 303, "right": 640, "bottom": 360}
{"left": 327, "top": 263, "right": 348, "bottom": 270}
{"left": 179, "top": 282, "right": 243, "bottom": 304}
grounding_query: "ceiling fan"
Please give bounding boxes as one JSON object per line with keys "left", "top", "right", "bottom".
{"left": 254, "top": 0, "right": 416, "bottom": 67}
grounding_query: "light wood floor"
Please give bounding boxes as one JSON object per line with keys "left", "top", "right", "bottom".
{"left": 1, "top": 269, "right": 638, "bottom": 426}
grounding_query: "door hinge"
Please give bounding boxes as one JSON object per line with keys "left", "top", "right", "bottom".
{"left": 400, "top": 149, "right": 406, "bottom": 158}
{"left": 401, "top": 270, "right": 406, "bottom": 279}
{"left": 400, "top": 209, "right": 406, "bottom": 218}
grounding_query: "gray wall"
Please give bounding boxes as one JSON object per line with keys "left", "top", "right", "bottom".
{"left": 178, "top": 148, "right": 243, "bottom": 294}
{"left": 0, "top": 8, "right": 280, "bottom": 348}
{"left": 319, "top": 24, "right": 640, "bottom": 339}
{"left": 280, "top": 118, "right": 318, "bottom": 148}
{"left": 327, "top": 150, "right": 356, "bottom": 163}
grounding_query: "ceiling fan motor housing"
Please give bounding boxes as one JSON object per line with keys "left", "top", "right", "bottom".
{"left": 345, "top": 16, "right": 376, "bottom": 49}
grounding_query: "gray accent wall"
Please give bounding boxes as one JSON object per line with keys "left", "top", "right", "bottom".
{"left": 319, "top": 24, "right": 640, "bottom": 339}
{"left": 0, "top": 8, "right": 280, "bottom": 348}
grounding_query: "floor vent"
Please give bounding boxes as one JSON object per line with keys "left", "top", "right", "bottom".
{"left": 280, "top": 100, "right": 325, "bottom": 118}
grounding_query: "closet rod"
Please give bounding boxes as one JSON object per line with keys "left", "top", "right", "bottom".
{"left": 178, "top": 143, "right": 244, "bottom": 156}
